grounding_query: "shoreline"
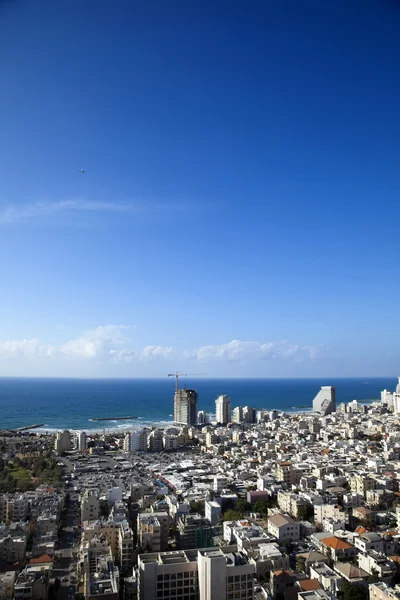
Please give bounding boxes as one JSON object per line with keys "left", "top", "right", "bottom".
{"left": 15, "top": 402, "right": 373, "bottom": 434}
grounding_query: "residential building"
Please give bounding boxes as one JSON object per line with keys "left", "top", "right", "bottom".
{"left": 148, "top": 429, "right": 164, "bottom": 452}
{"left": 54, "top": 430, "right": 72, "bottom": 453}
{"left": 205, "top": 500, "right": 221, "bottom": 526}
{"left": 81, "top": 491, "right": 100, "bottom": 521}
{"left": 137, "top": 512, "right": 169, "bottom": 552}
{"left": 358, "top": 550, "right": 396, "bottom": 583}
{"left": 270, "top": 569, "right": 296, "bottom": 599}
{"left": 197, "top": 411, "right": 209, "bottom": 425}
{"left": 14, "top": 565, "right": 50, "bottom": 600}
{"left": 0, "top": 571, "right": 16, "bottom": 600}
{"left": 74, "top": 430, "right": 87, "bottom": 451}
{"left": 267, "top": 514, "right": 300, "bottom": 543}
{"left": 370, "top": 582, "right": 400, "bottom": 600}
{"left": 319, "top": 536, "right": 356, "bottom": 562}
{"left": 215, "top": 395, "right": 231, "bottom": 425}
{"left": 131, "top": 430, "right": 148, "bottom": 452}
{"left": 350, "top": 474, "right": 376, "bottom": 497}
{"left": 82, "top": 541, "right": 119, "bottom": 600}
{"left": 174, "top": 389, "right": 198, "bottom": 426}
{"left": 250, "top": 543, "right": 289, "bottom": 580}
{"left": 312, "top": 386, "right": 336, "bottom": 415}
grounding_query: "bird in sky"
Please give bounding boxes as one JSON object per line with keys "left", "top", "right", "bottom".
{"left": 79, "top": 169, "right": 85, "bottom": 174}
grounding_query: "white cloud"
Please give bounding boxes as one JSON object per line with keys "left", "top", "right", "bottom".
{"left": 184, "top": 339, "right": 325, "bottom": 362}
{"left": 60, "top": 325, "right": 128, "bottom": 359}
{"left": 0, "top": 326, "right": 173, "bottom": 364}
{"left": 0, "top": 329, "right": 323, "bottom": 369}
{"left": 0, "top": 198, "right": 193, "bottom": 224}
{"left": 141, "top": 345, "right": 174, "bottom": 359}
{"left": 0, "top": 338, "right": 41, "bottom": 357}
{"left": 0, "top": 200, "right": 136, "bottom": 223}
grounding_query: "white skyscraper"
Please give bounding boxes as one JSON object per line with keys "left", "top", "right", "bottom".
{"left": 381, "top": 389, "right": 394, "bottom": 409}
{"left": 394, "top": 378, "right": 400, "bottom": 413}
{"left": 75, "top": 430, "right": 87, "bottom": 451}
{"left": 312, "top": 386, "right": 336, "bottom": 415}
{"left": 215, "top": 395, "right": 231, "bottom": 425}
{"left": 131, "top": 429, "right": 148, "bottom": 452}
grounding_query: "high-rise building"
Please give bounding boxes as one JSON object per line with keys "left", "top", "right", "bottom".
{"left": 232, "top": 407, "right": 244, "bottom": 423}
{"left": 215, "top": 395, "right": 231, "bottom": 425}
{"left": 148, "top": 429, "right": 163, "bottom": 452}
{"left": 74, "top": 430, "right": 87, "bottom": 451}
{"left": 197, "top": 411, "right": 210, "bottom": 425}
{"left": 131, "top": 430, "right": 148, "bottom": 452}
{"left": 137, "top": 545, "right": 255, "bottom": 600}
{"left": 243, "top": 406, "right": 256, "bottom": 423}
{"left": 123, "top": 433, "right": 131, "bottom": 452}
{"left": 54, "top": 430, "right": 72, "bottom": 453}
{"left": 232, "top": 406, "right": 255, "bottom": 424}
{"left": 312, "top": 386, "right": 336, "bottom": 415}
{"left": 174, "top": 388, "right": 198, "bottom": 426}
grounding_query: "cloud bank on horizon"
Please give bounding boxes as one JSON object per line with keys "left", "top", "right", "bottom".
{"left": 0, "top": 325, "right": 324, "bottom": 373}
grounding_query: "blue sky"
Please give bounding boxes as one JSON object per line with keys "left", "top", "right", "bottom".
{"left": 1, "top": 0, "right": 400, "bottom": 377}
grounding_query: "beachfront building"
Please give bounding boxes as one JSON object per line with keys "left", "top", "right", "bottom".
{"left": 215, "top": 395, "right": 231, "bottom": 425}
{"left": 54, "top": 430, "right": 72, "bottom": 453}
{"left": 312, "top": 386, "right": 336, "bottom": 415}
{"left": 74, "top": 430, "right": 87, "bottom": 451}
{"left": 131, "top": 429, "right": 148, "bottom": 452}
{"left": 174, "top": 389, "right": 198, "bottom": 426}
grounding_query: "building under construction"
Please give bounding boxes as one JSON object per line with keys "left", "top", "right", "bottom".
{"left": 174, "top": 387, "right": 198, "bottom": 426}
{"left": 176, "top": 514, "right": 213, "bottom": 550}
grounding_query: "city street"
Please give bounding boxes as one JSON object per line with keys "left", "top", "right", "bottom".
{"left": 53, "top": 492, "right": 80, "bottom": 600}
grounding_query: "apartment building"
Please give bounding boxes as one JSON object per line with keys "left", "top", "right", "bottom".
{"left": 205, "top": 500, "right": 221, "bottom": 526}
{"left": 54, "top": 430, "right": 72, "bottom": 453}
{"left": 275, "top": 462, "right": 302, "bottom": 486}
{"left": 82, "top": 541, "right": 120, "bottom": 600}
{"left": 0, "top": 571, "right": 16, "bottom": 600}
{"left": 82, "top": 518, "right": 134, "bottom": 572}
{"left": 137, "top": 512, "right": 169, "bottom": 552}
{"left": 81, "top": 491, "right": 100, "bottom": 521}
{"left": 267, "top": 514, "right": 300, "bottom": 543}
{"left": 0, "top": 525, "right": 27, "bottom": 563}
{"left": 350, "top": 474, "right": 376, "bottom": 496}
{"left": 277, "top": 491, "right": 310, "bottom": 518}
{"left": 369, "top": 582, "right": 400, "bottom": 600}
{"left": 137, "top": 545, "right": 255, "bottom": 600}
{"left": 358, "top": 551, "right": 396, "bottom": 583}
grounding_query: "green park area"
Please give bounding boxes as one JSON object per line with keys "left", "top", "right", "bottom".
{"left": 6, "top": 465, "right": 32, "bottom": 481}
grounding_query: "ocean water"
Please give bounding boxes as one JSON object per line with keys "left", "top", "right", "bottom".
{"left": 0, "top": 377, "right": 395, "bottom": 432}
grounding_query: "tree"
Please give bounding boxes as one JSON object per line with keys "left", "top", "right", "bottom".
{"left": 367, "top": 568, "right": 380, "bottom": 584}
{"left": 283, "top": 538, "right": 293, "bottom": 555}
{"left": 223, "top": 509, "right": 242, "bottom": 522}
{"left": 297, "top": 503, "right": 314, "bottom": 522}
{"left": 236, "top": 498, "right": 251, "bottom": 513}
{"left": 338, "top": 581, "right": 366, "bottom": 600}
{"left": 253, "top": 500, "right": 269, "bottom": 517}
{"left": 296, "top": 555, "right": 306, "bottom": 573}
{"left": 326, "top": 547, "right": 333, "bottom": 568}
{"left": 190, "top": 499, "right": 205, "bottom": 514}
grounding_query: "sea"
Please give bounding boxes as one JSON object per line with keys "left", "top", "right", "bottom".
{"left": 0, "top": 377, "right": 396, "bottom": 434}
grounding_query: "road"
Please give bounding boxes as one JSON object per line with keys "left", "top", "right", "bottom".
{"left": 53, "top": 491, "right": 80, "bottom": 600}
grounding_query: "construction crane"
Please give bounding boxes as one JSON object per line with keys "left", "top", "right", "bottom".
{"left": 168, "top": 372, "right": 203, "bottom": 393}
{"left": 168, "top": 372, "right": 187, "bottom": 393}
